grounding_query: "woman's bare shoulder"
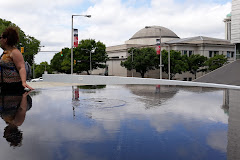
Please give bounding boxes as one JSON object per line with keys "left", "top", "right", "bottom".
{"left": 10, "top": 48, "right": 22, "bottom": 57}
{"left": 12, "top": 48, "right": 21, "bottom": 54}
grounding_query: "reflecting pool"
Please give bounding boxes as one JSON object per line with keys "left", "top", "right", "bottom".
{"left": 0, "top": 84, "right": 239, "bottom": 160}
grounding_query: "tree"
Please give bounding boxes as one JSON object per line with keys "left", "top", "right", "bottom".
{"left": 0, "top": 18, "right": 40, "bottom": 65}
{"left": 74, "top": 39, "right": 108, "bottom": 74}
{"left": 184, "top": 54, "right": 208, "bottom": 79}
{"left": 162, "top": 50, "right": 188, "bottom": 79}
{"left": 121, "top": 47, "right": 159, "bottom": 78}
{"left": 50, "top": 39, "right": 108, "bottom": 74}
{"left": 35, "top": 62, "right": 52, "bottom": 78}
{"left": 21, "top": 36, "right": 41, "bottom": 65}
{"left": 205, "top": 54, "right": 228, "bottom": 71}
{"left": 50, "top": 48, "right": 70, "bottom": 73}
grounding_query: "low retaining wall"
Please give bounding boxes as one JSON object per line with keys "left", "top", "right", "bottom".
{"left": 42, "top": 74, "right": 240, "bottom": 90}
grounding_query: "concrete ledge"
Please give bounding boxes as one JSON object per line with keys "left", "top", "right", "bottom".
{"left": 27, "top": 82, "right": 84, "bottom": 89}
{"left": 43, "top": 74, "right": 240, "bottom": 90}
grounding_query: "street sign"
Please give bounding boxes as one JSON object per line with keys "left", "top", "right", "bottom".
{"left": 74, "top": 29, "right": 78, "bottom": 47}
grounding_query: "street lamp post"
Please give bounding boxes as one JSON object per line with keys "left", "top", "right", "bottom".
{"left": 145, "top": 26, "right": 163, "bottom": 79}
{"left": 81, "top": 48, "right": 95, "bottom": 74}
{"left": 167, "top": 44, "right": 170, "bottom": 80}
{"left": 71, "top": 14, "right": 91, "bottom": 74}
{"left": 159, "top": 29, "right": 162, "bottom": 79}
{"left": 130, "top": 48, "right": 137, "bottom": 77}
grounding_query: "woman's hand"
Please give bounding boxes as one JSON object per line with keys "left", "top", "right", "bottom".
{"left": 22, "top": 82, "right": 34, "bottom": 90}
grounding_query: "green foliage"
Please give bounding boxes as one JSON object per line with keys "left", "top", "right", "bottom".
{"left": 162, "top": 50, "right": 188, "bottom": 79}
{"left": 21, "top": 36, "right": 40, "bottom": 65}
{"left": 50, "top": 39, "right": 108, "bottom": 74}
{"left": 205, "top": 54, "right": 228, "bottom": 71}
{"left": 61, "top": 58, "right": 71, "bottom": 74}
{"left": 120, "top": 48, "right": 138, "bottom": 71}
{"left": 121, "top": 47, "right": 158, "bottom": 78}
{"left": 35, "top": 61, "right": 52, "bottom": 78}
{"left": 184, "top": 54, "right": 208, "bottom": 79}
{"left": 50, "top": 48, "right": 71, "bottom": 73}
{"left": 74, "top": 39, "right": 108, "bottom": 74}
{"left": 0, "top": 18, "right": 40, "bottom": 65}
{"left": 162, "top": 51, "right": 227, "bottom": 79}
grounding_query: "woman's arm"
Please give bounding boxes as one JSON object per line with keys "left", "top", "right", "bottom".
{"left": 11, "top": 49, "right": 33, "bottom": 90}
{"left": 13, "top": 92, "right": 29, "bottom": 126}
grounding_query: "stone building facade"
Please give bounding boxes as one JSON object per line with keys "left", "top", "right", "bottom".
{"left": 93, "top": 26, "right": 234, "bottom": 80}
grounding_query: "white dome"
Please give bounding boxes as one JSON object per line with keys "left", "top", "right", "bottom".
{"left": 130, "top": 26, "right": 179, "bottom": 40}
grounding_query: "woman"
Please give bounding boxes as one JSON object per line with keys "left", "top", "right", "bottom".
{"left": 0, "top": 27, "right": 33, "bottom": 93}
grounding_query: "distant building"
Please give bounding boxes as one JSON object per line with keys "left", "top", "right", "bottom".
{"left": 93, "top": 26, "right": 234, "bottom": 80}
{"left": 224, "top": 13, "right": 231, "bottom": 41}
{"left": 231, "top": 0, "right": 240, "bottom": 60}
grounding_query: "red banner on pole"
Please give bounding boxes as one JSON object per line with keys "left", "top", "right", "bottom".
{"left": 156, "top": 45, "right": 161, "bottom": 55}
{"left": 74, "top": 29, "right": 78, "bottom": 47}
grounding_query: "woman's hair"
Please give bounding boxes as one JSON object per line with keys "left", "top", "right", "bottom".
{"left": 2, "top": 27, "right": 19, "bottom": 47}
{"left": 3, "top": 125, "right": 23, "bottom": 147}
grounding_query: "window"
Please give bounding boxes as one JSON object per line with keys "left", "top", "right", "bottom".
{"left": 111, "top": 56, "right": 119, "bottom": 59}
{"left": 183, "top": 78, "right": 187, "bottom": 81}
{"left": 209, "top": 51, "right": 213, "bottom": 57}
{"left": 183, "top": 50, "right": 187, "bottom": 55}
{"left": 208, "top": 51, "right": 219, "bottom": 57}
{"left": 227, "top": 51, "right": 234, "bottom": 58}
{"left": 214, "top": 51, "right": 219, "bottom": 56}
{"left": 188, "top": 77, "right": 192, "bottom": 81}
{"left": 189, "top": 51, "right": 193, "bottom": 56}
{"left": 227, "top": 51, "right": 231, "bottom": 58}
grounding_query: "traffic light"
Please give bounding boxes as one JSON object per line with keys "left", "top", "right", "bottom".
{"left": 21, "top": 47, "right": 24, "bottom": 53}
{"left": 61, "top": 51, "right": 63, "bottom": 56}
{"left": 74, "top": 60, "right": 76, "bottom": 65}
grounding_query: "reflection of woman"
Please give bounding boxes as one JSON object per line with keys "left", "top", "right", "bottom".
{"left": 0, "top": 27, "right": 33, "bottom": 93}
{"left": 0, "top": 91, "right": 32, "bottom": 147}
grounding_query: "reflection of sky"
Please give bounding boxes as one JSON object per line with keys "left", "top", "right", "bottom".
{"left": 0, "top": 85, "right": 228, "bottom": 160}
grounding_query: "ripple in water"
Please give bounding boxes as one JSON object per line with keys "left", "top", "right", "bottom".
{"left": 77, "top": 98, "right": 127, "bottom": 109}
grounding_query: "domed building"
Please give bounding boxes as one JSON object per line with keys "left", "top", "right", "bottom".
{"left": 126, "top": 26, "right": 179, "bottom": 45}
{"left": 94, "top": 26, "right": 235, "bottom": 80}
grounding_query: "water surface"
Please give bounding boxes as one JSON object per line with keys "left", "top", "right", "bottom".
{"left": 0, "top": 85, "right": 237, "bottom": 160}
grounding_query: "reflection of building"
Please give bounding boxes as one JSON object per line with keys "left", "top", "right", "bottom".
{"left": 226, "top": 89, "right": 240, "bottom": 160}
{"left": 94, "top": 26, "right": 234, "bottom": 80}
{"left": 125, "top": 85, "right": 178, "bottom": 109}
{"left": 126, "top": 85, "right": 221, "bottom": 109}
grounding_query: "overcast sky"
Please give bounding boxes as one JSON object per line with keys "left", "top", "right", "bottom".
{"left": 0, "top": 0, "right": 232, "bottom": 64}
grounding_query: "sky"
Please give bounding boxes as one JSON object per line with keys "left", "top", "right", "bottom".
{"left": 0, "top": 0, "right": 232, "bottom": 64}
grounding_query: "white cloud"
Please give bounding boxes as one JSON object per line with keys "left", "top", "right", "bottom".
{"left": 0, "top": 0, "right": 231, "bottom": 63}
{"left": 207, "top": 130, "right": 227, "bottom": 152}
